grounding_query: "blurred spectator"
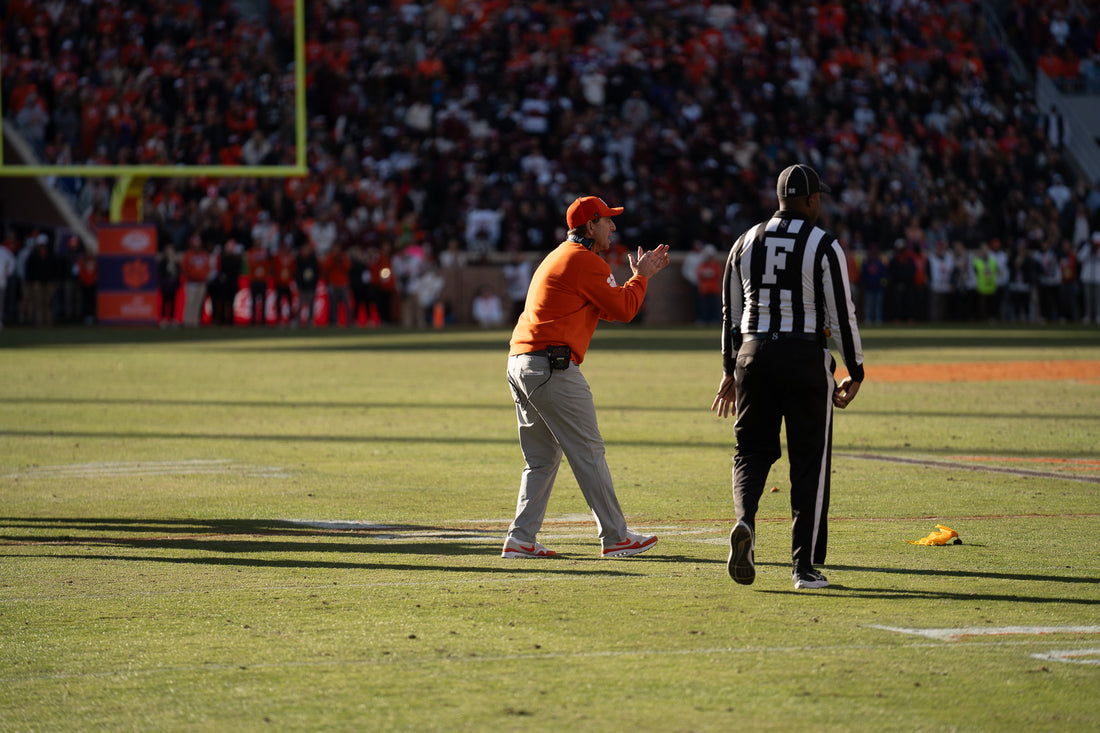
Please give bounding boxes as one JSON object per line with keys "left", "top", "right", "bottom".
{"left": 160, "top": 208, "right": 194, "bottom": 253}
{"left": 368, "top": 242, "right": 397, "bottom": 327}
{"left": 309, "top": 206, "right": 339, "bottom": 258}
{"left": 0, "top": 235, "right": 15, "bottom": 330}
{"left": 887, "top": 240, "right": 917, "bottom": 323}
{"left": 438, "top": 238, "right": 468, "bottom": 269}
{"left": 695, "top": 244, "right": 723, "bottom": 326}
{"left": 502, "top": 250, "right": 533, "bottom": 324}
{"left": 157, "top": 244, "right": 181, "bottom": 328}
{"left": 910, "top": 243, "right": 930, "bottom": 324}
{"left": 973, "top": 242, "right": 999, "bottom": 323}
{"left": 471, "top": 284, "right": 505, "bottom": 329}
{"left": 1035, "top": 239, "right": 1063, "bottom": 322}
{"left": 411, "top": 259, "right": 446, "bottom": 329}
{"left": 393, "top": 243, "right": 427, "bottom": 329}
{"left": 1082, "top": 52, "right": 1100, "bottom": 93}
{"left": 1059, "top": 239, "right": 1080, "bottom": 323}
{"left": 990, "top": 239, "right": 1011, "bottom": 321}
{"left": 272, "top": 236, "right": 297, "bottom": 327}
{"left": 180, "top": 235, "right": 211, "bottom": 328}
{"left": 245, "top": 241, "right": 271, "bottom": 326}
{"left": 1079, "top": 232, "right": 1100, "bottom": 324}
{"left": 860, "top": 245, "right": 886, "bottom": 326}
{"left": 465, "top": 199, "right": 504, "bottom": 256}
{"left": 947, "top": 242, "right": 971, "bottom": 321}
{"left": 77, "top": 247, "right": 97, "bottom": 325}
{"left": 348, "top": 244, "right": 370, "bottom": 327}
{"left": 59, "top": 236, "right": 83, "bottom": 324}
{"left": 681, "top": 239, "right": 706, "bottom": 325}
{"left": 14, "top": 91, "right": 49, "bottom": 157}
{"left": 15, "top": 233, "right": 33, "bottom": 325}
{"left": 24, "top": 234, "right": 55, "bottom": 326}
{"left": 322, "top": 245, "right": 352, "bottom": 327}
{"left": 293, "top": 240, "right": 319, "bottom": 328}
{"left": 927, "top": 240, "right": 955, "bottom": 323}
{"left": 241, "top": 131, "right": 273, "bottom": 167}
{"left": 1042, "top": 105, "right": 1069, "bottom": 150}
{"left": 1008, "top": 240, "right": 1039, "bottom": 323}
{"left": 211, "top": 239, "right": 243, "bottom": 326}
{"left": 251, "top": 211, "right": 280, "bottom": 255}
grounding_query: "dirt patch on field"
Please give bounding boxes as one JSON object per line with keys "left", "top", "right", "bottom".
{"left": 852, "top": 360, "right": 1100, "bottom": 383}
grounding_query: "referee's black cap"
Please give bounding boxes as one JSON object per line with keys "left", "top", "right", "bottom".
{"left": 777, "top": 164, "right": 831, "bottom": 198}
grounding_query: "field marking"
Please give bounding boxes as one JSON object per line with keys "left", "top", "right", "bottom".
{"left": 2, "top": 638, "right": 1094, "bottom": 683}
{"left": 1030, "top": 649, "right": 1100, "bottom": 665}
{"left": 284, "top": 519, "right": 716, "bottom": 542}
{"left": 867, "top": 624, "right": 1100, "bottom": 642}
{"left": 837, "top": 452, "right": 1100, "bottom": 484}
{"left": 2, "top": 459, "right": 290, "bottom": 479}
{"left": 862, "top": 359, "right": 1100, "bottom": 382}
{"left": 954, "top": 456, "right": 1100, "bottom": 469}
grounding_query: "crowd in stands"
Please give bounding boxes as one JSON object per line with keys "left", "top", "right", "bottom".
{"left": 3, "top": 0, "right": 1100, "bottom": 329}
{"left": 3, "top": 0, "right": 299, "bottom": 167}
{"left": 997, "top": 0, "right": 1100, "bottom": 93}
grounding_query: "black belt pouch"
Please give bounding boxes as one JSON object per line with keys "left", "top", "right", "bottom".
{"left": 545, "top": 344, "right": 572, "bottom": 370}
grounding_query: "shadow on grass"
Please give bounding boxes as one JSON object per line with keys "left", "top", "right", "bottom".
{"left": 5, "top": 430, "right": 1099, "bottom": 467}
{"left": 7, "top": 396, "right": 1100, "bottom": 424}
{"left": 826, "top": 562, "right": 1100, "bottom": 586}
{"left": 0, "top": 517, "right": 644, "bottom": 577}
{"left": 0, "top": 516, "right": 490, "bottom": 536}
{"left": 751, "top": 562, "right": 1100, "bottom": 604}
{"left": 3, "top": 324, "right": 1098, "bottom": 352}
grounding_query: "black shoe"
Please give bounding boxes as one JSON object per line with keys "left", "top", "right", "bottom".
{"left": 793, "top": 566, "right": 828, "bottom": 589}
{"left": 727, "top": 521, "right": 755, "bottom": 585}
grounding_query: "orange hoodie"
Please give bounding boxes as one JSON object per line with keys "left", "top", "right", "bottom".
{"left": 509, "top": 240, "right": 648, "bottom": 365}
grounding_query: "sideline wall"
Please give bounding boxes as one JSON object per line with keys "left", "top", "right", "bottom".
{"left": 439, "top": 253, "right": 696, "bottom": 327}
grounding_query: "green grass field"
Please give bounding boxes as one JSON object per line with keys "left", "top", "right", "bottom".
{"left": 2, "top": 325, "right": 1098, "bottom": 732}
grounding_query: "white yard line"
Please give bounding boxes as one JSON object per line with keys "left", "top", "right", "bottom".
{"left": 1, "top": 638, "right": 1094, "bottom": 683}
{"left": 837, "top": 452, "right": 1100, "bottom": 484}
{"left": 867, "top": 624, "right": 1100, "bottom": 642}
{"left": 3, "top": 460, "right": 290, "bottom": 479}
{"left": 1029, "top": 649, "right": 1100, "bottom": 665}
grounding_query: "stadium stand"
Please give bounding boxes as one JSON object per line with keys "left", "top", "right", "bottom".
{"left": 2, "top": 0, "right": 1100, "bottom": 327}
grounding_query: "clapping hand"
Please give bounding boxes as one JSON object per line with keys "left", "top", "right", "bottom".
{"left": 629, "top": 244, "right": 670, "bottom": 278}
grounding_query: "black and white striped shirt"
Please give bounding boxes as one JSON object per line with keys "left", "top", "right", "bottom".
{"left": 721, "top": 210, "right": 864, "bottom": 382}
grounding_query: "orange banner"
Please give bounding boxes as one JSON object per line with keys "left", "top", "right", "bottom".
{"left": 97, "top": 224, "right": 158, "bottom": 325}
{"left": 97, "top": 292, "right": 159, "bottom": 323}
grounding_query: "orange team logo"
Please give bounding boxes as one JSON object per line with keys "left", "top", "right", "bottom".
{"left": 122, "top": 259, "right": 151, "bottom": 289}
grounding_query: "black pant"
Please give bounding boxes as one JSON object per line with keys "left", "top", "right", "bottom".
{"left": 732, "top": 338, "right": 834, "bottom": 568}
{"left": 160, "top": 285, "right": 179, "bottom": 321}
{"left": 274, "top": 285, "right": 293, "bottom": 323}
{"left": 250, "top": 282, "right": 267, "bottom": 324}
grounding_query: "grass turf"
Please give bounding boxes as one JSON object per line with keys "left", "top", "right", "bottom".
{"left": 1, "top": 324, "right": 1098, "bottom": 731}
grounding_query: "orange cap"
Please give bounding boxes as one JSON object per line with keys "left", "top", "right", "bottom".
{"left": 566, "top": 196, "right": 624, "bottom": 229}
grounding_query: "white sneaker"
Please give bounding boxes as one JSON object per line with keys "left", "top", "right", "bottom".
{"left": 601, "top": 530, "right": 657, "bottom": 558}
{"left": 501, "top": 536, "right": 557, "bottom": 559}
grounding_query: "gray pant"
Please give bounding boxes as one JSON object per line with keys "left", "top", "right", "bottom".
{"left": 182, "top": 282, "right": 206, "bottom": 327}
{"left": 506, "top": 353, "right": 628, "bottom": 545}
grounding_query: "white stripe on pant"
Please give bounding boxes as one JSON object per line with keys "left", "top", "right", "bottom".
{"left": 506, "top": 353, "right": 629, "bottom": 545}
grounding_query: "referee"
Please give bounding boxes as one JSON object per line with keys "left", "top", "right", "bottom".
{"left": 711, "top": 163, "right": 865, "bottom": 590}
